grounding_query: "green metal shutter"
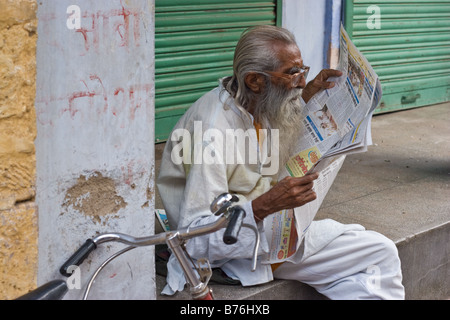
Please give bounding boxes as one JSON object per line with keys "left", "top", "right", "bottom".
{"left": 155, "top": 0, "right": 281, "bottom": 142}
{"left": 345, "top": 0, "right": 450, "bottom": 114}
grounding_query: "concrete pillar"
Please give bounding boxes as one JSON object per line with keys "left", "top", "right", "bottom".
{"left": 35, "top": 0, "right": 155, "bottom": 299}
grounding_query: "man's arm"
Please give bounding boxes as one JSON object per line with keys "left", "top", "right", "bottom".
{"left": 302, "top": 69, "right": 343, "bottom": 103}
{"left": 172, "top": 159, "right": 271, "bottom": 263}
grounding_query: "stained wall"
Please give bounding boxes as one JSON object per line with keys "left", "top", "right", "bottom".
{"left": 35, "top": 0, "right": 155, "bottom": 300}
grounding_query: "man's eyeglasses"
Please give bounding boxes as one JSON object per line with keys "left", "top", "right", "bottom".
{"left": 264, "top": 66, "right": 310, "bottom": 88}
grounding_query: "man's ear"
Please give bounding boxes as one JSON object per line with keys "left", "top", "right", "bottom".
{"left": 244, "top": 72, "right": 265, "bottom": 93}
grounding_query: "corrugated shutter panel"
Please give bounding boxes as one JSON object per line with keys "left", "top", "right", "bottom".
{"left": 345, "top": 0, "right": 450, "bottom": 114}
{"left": 155, "top": 0, "right": 279, "bottom": 142}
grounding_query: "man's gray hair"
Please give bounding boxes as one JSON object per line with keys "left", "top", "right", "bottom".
{"left": 223, "top": 25, "right": 297, "bottom": 109}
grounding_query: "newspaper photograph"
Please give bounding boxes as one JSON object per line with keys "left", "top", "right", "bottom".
{"left": 263, "top": 24, "right": 382, "bottom": 264}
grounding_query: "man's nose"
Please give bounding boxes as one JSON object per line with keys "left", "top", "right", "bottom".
{"left": 295, "top": 77, "right": 306, "bottom": 89}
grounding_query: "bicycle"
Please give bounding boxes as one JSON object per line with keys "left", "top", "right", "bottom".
{"left": 16, "top": 193, "right": 260, "bottom": 300}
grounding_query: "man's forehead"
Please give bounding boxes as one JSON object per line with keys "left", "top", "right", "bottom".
{"left": 271, "top": 41, "right": 304, "bottom": 71}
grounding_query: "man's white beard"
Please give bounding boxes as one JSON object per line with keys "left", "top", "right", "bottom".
{"left": 253, "top": 82, "right": 307, "bottom": 174}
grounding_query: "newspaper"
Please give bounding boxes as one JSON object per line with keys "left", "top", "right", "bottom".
{"left": 263, "top": 156, "right": 345, "bottom": 263}
{"left": 155, "top": 209, "right": 170, "bottom": 231}
{"left": 262, "top": 25, "right": 382, "bottom": 264}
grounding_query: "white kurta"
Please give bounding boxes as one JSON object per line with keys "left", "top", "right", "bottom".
{"left": 157, "top": 85, "right": 274, "bottom": 293}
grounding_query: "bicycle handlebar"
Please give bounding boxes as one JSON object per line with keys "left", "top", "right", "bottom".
{"left": 223, "top": 206, "right": 245, "bottom": 245}
{"left": 22, "top": 194, "right": 260, "bottom": 300}
{"left": 60, "top": 239, "right": 96, "bottom": 277}
{"left": 59, "top": 204, "right": 260, "bottom": 277}
{"left": 15, "top": 280, "right": 68, "bottom": 300}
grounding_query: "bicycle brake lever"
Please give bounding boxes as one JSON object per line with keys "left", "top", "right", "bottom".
{"left": 241, "top": 223, "right": 260, "bottom": 272}
{"left": 210, "top": 193, "right": 239, "bottom": 216}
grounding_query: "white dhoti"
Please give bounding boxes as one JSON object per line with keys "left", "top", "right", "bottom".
{"left": 273, "top": 220, "right": 405, "bottom": 300}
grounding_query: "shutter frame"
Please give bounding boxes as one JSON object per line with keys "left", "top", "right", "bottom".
{"left": 345, "top": 0, "right": 450, "bottom": 114}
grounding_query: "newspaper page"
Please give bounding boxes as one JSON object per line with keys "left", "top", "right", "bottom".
{"left": 325, "top": 77, "right": 381, "bottom": 159}
{"left": 286, "top": 24, "right": 380, "bottom": 177}
{"left": 262, "top": 155, "right": 345, "bottom": 264}
{"left": 155, "top": 209, "right": 170, "bottom": 231}
{"left": 262, "top": 24, "right": 382, "bottom": 264}
{"left": 262, "top": 208, "right": 298, "bottom": 263}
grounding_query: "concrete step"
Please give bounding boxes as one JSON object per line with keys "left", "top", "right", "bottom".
{"left": 155, "top": 222, "right": 449, "bottom": 300}
{"left": 156, "top": 274, "right": 327, "bottom": 300}
{"left": 154, "top": 102, "right": 450, "bottom": 300}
